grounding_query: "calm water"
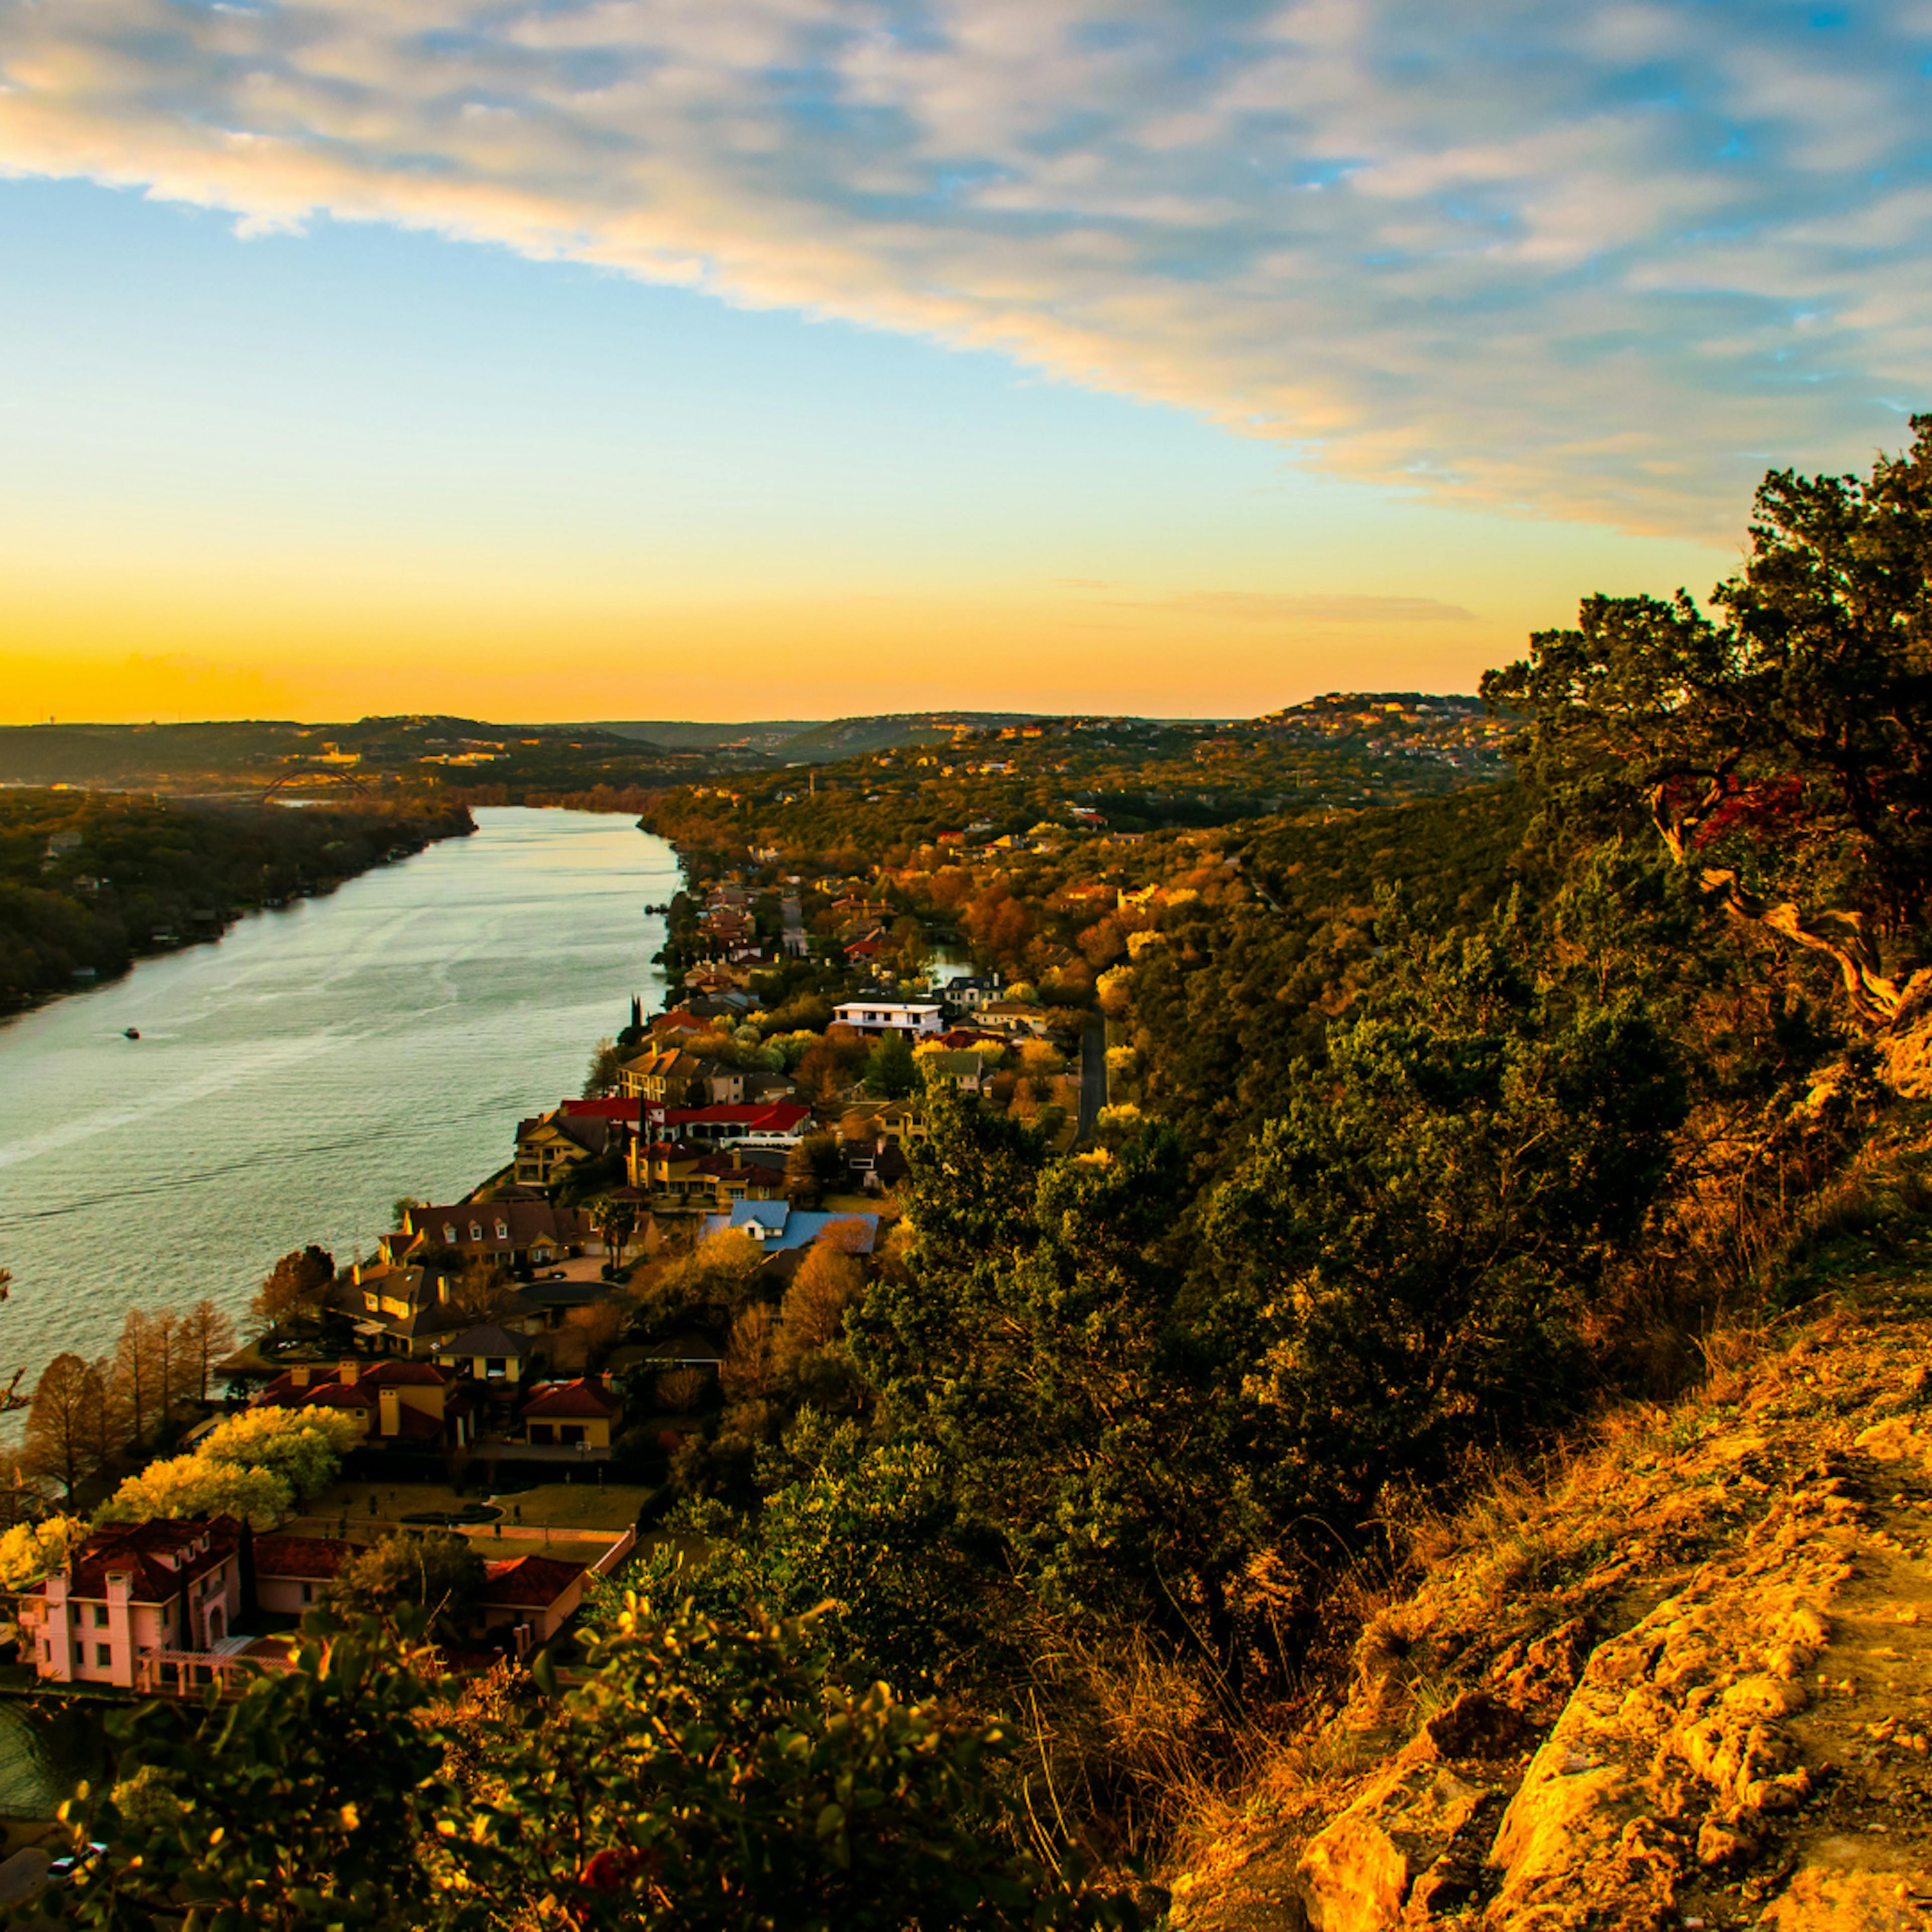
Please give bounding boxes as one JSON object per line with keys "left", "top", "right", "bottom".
{"left": 0, "top": 1698, "right": 105, "bottom": 1819}
{"left": 0, "top": 808, "right": 678, "bottom": 1389}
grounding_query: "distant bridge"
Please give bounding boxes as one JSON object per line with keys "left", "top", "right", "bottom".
{"left": 259, "top": 768, "right": 377, "bottom": 804}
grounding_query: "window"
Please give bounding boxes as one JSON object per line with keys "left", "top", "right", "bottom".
{"left": 92, "top": 1603, "right": 108, "bottom": 1628}
{"left": 485, "top": 1356, "right": 507, "bottom": 1378}
{"left": 300, "top": 1583, "right": 314, "bottom": 1605}
{"left": 470, "top": 1222, "right": 483, "bottom": 1241}
{"left": 95, "top": 1643, "right": 112, "bottom": 1667}
{"left": 496, "top": 1220, "right": 509, "bottom": 1240}
{"left": 444, "top": 1224, "right": 457, "bottom": 1243}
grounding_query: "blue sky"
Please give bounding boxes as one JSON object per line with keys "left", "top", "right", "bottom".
{"left": 0, "top": 1, "right": 1926, "bottom": 720}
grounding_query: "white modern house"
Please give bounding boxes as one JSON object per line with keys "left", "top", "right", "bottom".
{"left": 833, "top": 999, "right": 944, "bottom": 1036}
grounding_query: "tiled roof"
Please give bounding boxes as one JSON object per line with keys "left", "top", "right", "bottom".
{"left": 253, "top": 1535, "right": 354, "bottom": 1580}
{"left": 261, "top": 1360, "right": 451, "bottom": 1404}
{"left": 32, "top": 1516, "right": 242, "bottom": 1604}
{"left": 438, "top": 1323, "right": 534, "bottom": 1358}
{"left": 559, "top": 1098, "right": 641, "bottom": 1120}
{"left": 663, "top": 1103, "right": 810, "bottom": 1131}
{"left": 481, "top": 1554, "right": 586, "bottom": 1609}
{"left": 521, "top": 1378, "right": 621, "bottom": 1420}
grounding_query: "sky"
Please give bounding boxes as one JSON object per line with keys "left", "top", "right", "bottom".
{"left": 1, "top": 1, "right": 1927, "bottom": 725}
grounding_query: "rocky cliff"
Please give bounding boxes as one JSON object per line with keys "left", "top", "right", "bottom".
{"left": 1166, "top": 1262, "right": 1932, "bottom": 1931}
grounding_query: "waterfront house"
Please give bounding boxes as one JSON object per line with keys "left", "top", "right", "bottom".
{"left": 513, "top": 1110, "right": 620, "bottom": 1189}
{"left": 391, "top": 1200, "right": 594, "bottom": 1274}
{"left": 617, "top": 1047, "right": 716, "bottom": 1107}
{"left": 20, "top": 1517, "right": 245, "bottom": 1689}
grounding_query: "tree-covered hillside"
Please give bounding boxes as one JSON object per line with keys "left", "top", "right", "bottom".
{"left": 41, "top": 421, "right": 1932, "bottom": 1930}
{"left": 0, "top": 791, "right": 473, "bottom": 1009}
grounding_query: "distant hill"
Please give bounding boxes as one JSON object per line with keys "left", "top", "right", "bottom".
{"left": 595, "top": 720, "right": 823, "bottom": 753}
{"left": 595, "top": 713, "right": 1046, "bottom": 761}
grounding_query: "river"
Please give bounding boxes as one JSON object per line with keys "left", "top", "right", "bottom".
{"left": 0, "top": 808, "right": 680, "bottom": 1392}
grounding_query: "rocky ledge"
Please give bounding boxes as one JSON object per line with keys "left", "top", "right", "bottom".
{"left": 1168, "top": 1272, "right": 1932, "bottom": 1931}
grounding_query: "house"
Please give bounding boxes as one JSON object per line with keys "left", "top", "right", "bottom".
{"left": 19, "top": 1517, "right": 245, "bottom": 1689}
{"left": 937, "top": 974, "right": 1000, "bottom": 1011}
{"left": 253, "top": 1534, "right": 355, "bottom": 1615}
{"left": 558, "top": 1097, "right": 643, "bottom": 1128}
{"left": 392, "top": 1200, "right": 593, "bottom": 1274}
{"left": 626, "top": 1140, "right": 789, "bottom": 1210}
{"left": 629, "top": 1330, "right": 726, "bottom": 1369}
{"left": 657, "top": 1102, "right": 810, "bottom": 1150}
{"left": 480, "top": 1553, "right": 589, "bottom": 1648}
{"left": 835, "top": 1103, "right": 926, "bottom": 1191}
{"left": 435, "top": 1323, "right": 539, "bottom": 1385}
{"left": 831, "top": 999, "right": 943, "bottom": 1037}
{"left": 256, "top": 1359, "right": 475, "bottom": 1447}
{"left": 520, "top": 1376, "right": 622, "bottom": 1451}
{"left": 684, "top": 962, "right": 750, "bottom": 994}
{"left": 978, "top": 999, "right": 1057, "bottom": 1038}
{"left": 513, "top": 1110, "right": 620, "bottom": 1189}
{"left": 648, "top": 1007, "right": 710, "bottom": 1042}
{"left": 917, "top": 1049, "right": 988, "bottom": 1094}
{"left": 698, "top": 1202, "right": 881, "bottom": 1253}
{"left": 617, "top": 1048, "right": 723, "bottom": 1107}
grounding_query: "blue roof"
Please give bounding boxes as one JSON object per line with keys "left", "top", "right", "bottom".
{"left": 701, "top": 1204, "right": 880, "bottom": 1254}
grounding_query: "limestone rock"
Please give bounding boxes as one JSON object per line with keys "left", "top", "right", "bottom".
{"left": 1760, "top": 1869, "right": 1931, "bottom": 1930}
{"left": 1295, "top": 1750, "right": 1492, "bottom": 1931}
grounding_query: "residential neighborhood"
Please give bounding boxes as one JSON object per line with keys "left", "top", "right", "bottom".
{"left": 0, "top": 856, "right": 1105, "bottom": 1711}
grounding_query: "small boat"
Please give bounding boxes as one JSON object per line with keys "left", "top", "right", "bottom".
{"left": 123, "top": 1027, "right": 140, "bottom": 1040}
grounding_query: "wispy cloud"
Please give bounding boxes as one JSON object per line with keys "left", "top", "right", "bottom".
{"left": 1, "top": 0, "right": 1926, "bottom": 534}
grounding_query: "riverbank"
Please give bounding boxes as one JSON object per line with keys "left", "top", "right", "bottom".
{"left": 0, "top": 791, "right": 475, "bottom": 1014}
{"left": 0, "top": 808, "right": 680, "bottom": 1394}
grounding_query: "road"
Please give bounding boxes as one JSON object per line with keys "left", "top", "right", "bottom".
{"left": 1076, "top": 1020, "right": 1107, "bottom": 1142}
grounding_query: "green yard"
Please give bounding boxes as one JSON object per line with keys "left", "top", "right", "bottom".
{"left": 302, "top": 1478, "right": 652, "bottom": 1536}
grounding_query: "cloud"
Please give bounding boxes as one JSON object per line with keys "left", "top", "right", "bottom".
{"left": 1, "top": 0, "right": 1927, "bottom": 535}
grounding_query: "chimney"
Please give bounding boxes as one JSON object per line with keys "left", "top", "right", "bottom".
{"left": 378, "top": 1387, "right": 400, "bottom": 1437}
{"left": 290, "top": 1364, "right": 311, "bottom": 1389}
{"left": 338, "top": 1359, "right": 359, "bottom": 1387}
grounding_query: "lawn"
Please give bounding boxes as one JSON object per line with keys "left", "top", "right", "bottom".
{"left": 302, "top": 1478, "right": 652, "bottom": 1536}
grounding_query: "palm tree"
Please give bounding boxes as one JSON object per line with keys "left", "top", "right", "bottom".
{"left": 587, "top": 1196, "right": 638, "bottom": 1269}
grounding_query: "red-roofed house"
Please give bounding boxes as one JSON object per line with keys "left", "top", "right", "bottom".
{"left": 648, "top": 1007, "right": 709, "bottom": 1040}
{"left": 481, "top": 1553, "right": 589, "bottom": 1647}
{"left": 255, "top": 1359, "right": 473, "bottom": 1447}
{"left": 19, "top": 1517, "right": 245, "bottom": 1688}
{"left": 520, "top": 1377, "right": 622, "bottom": 1451}
{"left": 252, "top": 1534, "right": 355, "bottom": 1615}
{"left": 657, "top": 1102, "right": 809, "bottom": 1149}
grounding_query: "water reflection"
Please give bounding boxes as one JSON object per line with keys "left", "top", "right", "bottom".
{"left": 0, "top": 1699, "right": 106, "bottom": 1819}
